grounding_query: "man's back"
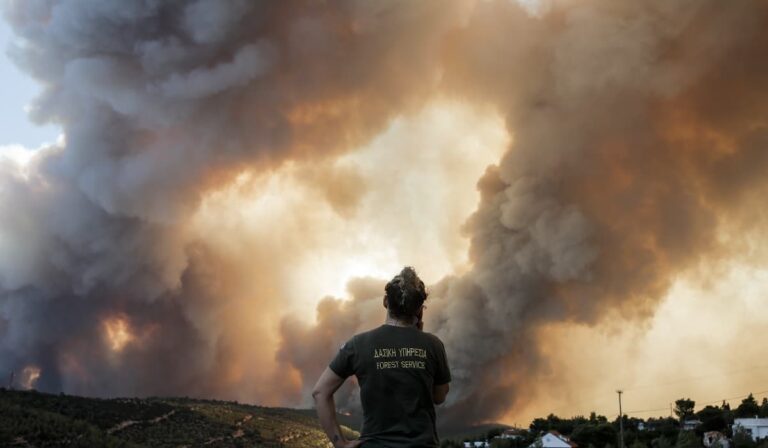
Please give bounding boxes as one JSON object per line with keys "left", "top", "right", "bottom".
{"left": 330, "top": 324, "right": 451, "bottom": 447}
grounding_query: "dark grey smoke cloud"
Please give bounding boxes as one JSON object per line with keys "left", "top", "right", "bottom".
{"left": 0, "top": 0, "right": 461, "bottom": 399}
{"left": 3, "top": 0, "right": 768, "bottom": 426}
{"left": 278, "top": 0, "right": 768, "bottom": 426}
{"left": 426, "top": 0, "right": 768, "bottom": 424}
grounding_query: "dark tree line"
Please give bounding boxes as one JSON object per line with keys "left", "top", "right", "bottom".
{"left": 443, "top": 394, "right": 768, "bottom": 448}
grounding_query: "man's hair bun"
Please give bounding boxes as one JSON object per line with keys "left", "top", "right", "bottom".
{"left": 385, "top": 266, "right": 428, "bottom": 318}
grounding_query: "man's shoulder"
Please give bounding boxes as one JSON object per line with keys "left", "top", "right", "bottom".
{"left": 350, "top": 325, "right": 445, "bottom": 348}
{"left": 355, "top": 325, "right": 383, "bottom": 337}
{"left": 421, "top": 331, "right": 446, "bottom": 349}
{"left": 349, "top": 325, "right": 384, "bottom": 343}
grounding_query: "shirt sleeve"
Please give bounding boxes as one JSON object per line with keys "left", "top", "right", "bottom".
{"left": 329, "top": 337, "right": 356, "bottom": 378}
{"left": 434, "top": 338, "right": 451, "bottom": 385}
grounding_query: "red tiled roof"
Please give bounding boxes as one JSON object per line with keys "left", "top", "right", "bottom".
{"left": 548, "top": 430, "right": 578, "bottom": 448}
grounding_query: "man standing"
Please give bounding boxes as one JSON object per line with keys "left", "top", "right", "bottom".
{"left": 312, "top": 266, "right": 451, "bottom": 447}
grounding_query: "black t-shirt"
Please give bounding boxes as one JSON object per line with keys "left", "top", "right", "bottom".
{"left": 329, "top": 324, "right": 451, "bottom": 448}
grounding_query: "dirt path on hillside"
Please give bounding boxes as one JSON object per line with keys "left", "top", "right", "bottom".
{"left": 202, "top": 413, "right": 254, "bottom": 445}
{"left": 107, "top": 409, "right": 176, "bottom": 435}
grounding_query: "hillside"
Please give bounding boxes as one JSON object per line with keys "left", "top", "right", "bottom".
{"left": 0, "top": 389, "right": 358, "bottom": 447}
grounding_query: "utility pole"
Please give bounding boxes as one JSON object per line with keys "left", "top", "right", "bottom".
{"left": 617, "top": 390, "right": 625, "bottom": 448}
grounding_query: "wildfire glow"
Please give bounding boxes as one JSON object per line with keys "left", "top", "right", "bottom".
{"left": 103, "top": 316, "right": 135, "bottom": 352}
{"left": 20, "top": 366, "right": 41, "bottom": 389}
{"left": 192, "top": 100, "right": 508, "bottom": 314}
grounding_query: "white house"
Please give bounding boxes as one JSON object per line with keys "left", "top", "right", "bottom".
{"left": 530, "top": 431, "right": 578, "bottom": 448}
{"left": 733, "top": 417, "right": 768, "bottom": 441}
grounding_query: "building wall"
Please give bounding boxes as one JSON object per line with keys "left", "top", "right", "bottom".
{"left": 733, "top": 418, "right": 768, "bottom": 441}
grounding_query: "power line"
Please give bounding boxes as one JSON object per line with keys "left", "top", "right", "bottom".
{"left": 623, "top": 364, "right": 768, "bottom": 392}
{"left": 544, "top": 387, "right": 768, "bottom": 423}
{"left": 547, "top": 392, "right": 617, "bottom": 415}
{"left": 614, "top": 387, "right": 768, "bottom": 419}
{"left": 696, "top": 389, "right": 768, "bottom": 407}
{"left": 541, "top": 365, "right": 768, "bottom": 418}
{"left": 623, "top": 407, "right": 671, "bottom": 415}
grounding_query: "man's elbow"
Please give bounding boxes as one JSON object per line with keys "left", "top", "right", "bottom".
{"left": 311, "top": 388, "right": 324, "bottom": 403}
{"left": 312, "top": 386, "right": 332, "bottom": 404}
{"left": 433, "top": 384, "right": 450, "bottom": 405}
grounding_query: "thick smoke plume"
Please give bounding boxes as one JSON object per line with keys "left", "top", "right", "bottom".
{"left": 0, "top": 0, "right": 463, "bottom": 399}
{"left": 278, "top": 0, "right": 768, "bottom": 425}
{"left": 2, "top": 0, "right": 768, "bottom": 426}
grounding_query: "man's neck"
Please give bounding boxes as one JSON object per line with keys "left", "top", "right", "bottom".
{"left": 385, "top": 314, "right": 417, "bottom": 327}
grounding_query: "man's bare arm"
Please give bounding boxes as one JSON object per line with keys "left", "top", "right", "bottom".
{"left": 433, "top": 383, "right": 450, "bottom": 405}
{"left": 312, "top": 367, "right": 363, "bottom": 448}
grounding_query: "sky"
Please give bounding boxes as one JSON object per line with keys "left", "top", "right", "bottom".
{"left": 1, "top": 0, "right": 767, "bottom": 427}
{"left": 0, "top": 20, "right": 59, "bottom": 149}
